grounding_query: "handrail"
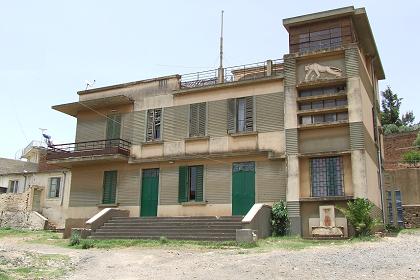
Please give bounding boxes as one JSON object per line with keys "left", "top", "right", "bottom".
{"left": 180, "top": 58, "right": 283, "bottom": 89}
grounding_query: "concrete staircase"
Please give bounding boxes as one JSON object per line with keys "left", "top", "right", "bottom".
{"left": 90, "top": 216, "right": 243, "bottom": 241}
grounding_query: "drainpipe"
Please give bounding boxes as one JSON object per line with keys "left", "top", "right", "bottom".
{"left": 60, "top": 171, "right": 67, "bottom": 206}
{"left": 371, "top": 56, "right": 385, "bottom": 223}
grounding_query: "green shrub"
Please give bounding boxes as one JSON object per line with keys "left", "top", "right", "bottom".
{"left": 414, "top": 132, "right": 420, "bottom": 148}
{"left": 384, "top": 124, "right": 399, "bottom": 135}
{"left": 81, "top": 240, "right": 94, "bottom": 249}
{"left": 159, "top": 236, "right": 168, "bottom": 244}
{"left": 69, "top": 231, "right": 81, "bottom": 246}
{"left": 402, "top": 150, "right": 420, "bottom": 167}
{"left": 398, "top": 125, "right": 413, "bottom": 133}
{"left": 337, "top": 198, "right": 379, "bottom": 237}
{"left": 271, "top": 201, "right": 289, "bottom": 236}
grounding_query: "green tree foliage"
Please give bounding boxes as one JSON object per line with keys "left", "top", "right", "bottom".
{"left": 337, "top": 198, "right": 379, "bottom": 237}
{"left": 414, "top": 132, "right": 420, "bottom": 148}
{"left": 402, "top": 150, "right": 420, "bottom": 167}
{"left": 383, "top": 124, "right": 399, "bottom": 135}
{"left": 402, "top": 111, "right": 415, "bottom": 126}
{"left": 271, "top": 201, "right": 289, "bottom": 236}
{"left": 381, "top": 86, "right": 402, "bottom": 126}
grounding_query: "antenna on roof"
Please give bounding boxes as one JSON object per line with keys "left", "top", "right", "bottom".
{"left": 219, "top": 10, "right": 224, "bottom": 69}
{"left": 85, "top": 80, "right": 96, "bottom": 90}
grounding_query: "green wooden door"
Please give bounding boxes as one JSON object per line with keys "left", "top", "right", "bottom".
{"left": 140, "top": 169, "right": 159, "bottom": 217}
{"left": 232, "top": 162, "right": 255, "bottom": 215}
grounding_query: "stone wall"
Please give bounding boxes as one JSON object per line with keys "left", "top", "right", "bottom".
{"left": 0, "top": 188, "right": 47, "bottom": 230}
{"left": 384, "top": 130, "right": 419, "bottom": 169}
{"left": 403, "top": 205, "right": 420, "bottom": 228}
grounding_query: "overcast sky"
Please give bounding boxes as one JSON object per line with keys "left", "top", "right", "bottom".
{"left": 1, "top": 0, "right": 419, "bottom": 159}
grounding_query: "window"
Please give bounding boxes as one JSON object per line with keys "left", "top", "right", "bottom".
{"left": 299, "top": 85, "right": 345, "bottom": 98}
{"left": 178, "top": 165, "right": 204, "bottom": 202}
{"left": 48, "top": 177, "right": 61, "bottom": 198}
{"left": 395, "top": 191, "right": 404, "bottom": 227}
{"left": 298, "top": 98, "right": 347, "bottom": 111}
{"left": 8, "top": 180, "right": 19, "bottom": 193}
{"left": 227, "top": 97, "right": 254, "bottom": 133}
{"left": 386, "top": 191, "right": 393, "bottom": 225}
{"left": 102, "top": 171, "right": 118, "bottom": 204}
{"left": 299, "top": 112, "right": 348, "bottom": 125}
{"left": 189, "top": 102, "right": 207, "bottom": 137}
{"left": 310, "top": 157, "right": 344, "bottom": 197}
{"left": 291, "top": 27, "right": 343, "bottom": 52}
{"left": 146, "top": 109, "right": 162, "bottom": 141}
{"left": 106, "top": 114, "right": 121, "bottom": 140}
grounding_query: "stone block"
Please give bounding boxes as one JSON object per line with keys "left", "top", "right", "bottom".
{"left": 236, "top": 229, "right": 257, "bottom": 243}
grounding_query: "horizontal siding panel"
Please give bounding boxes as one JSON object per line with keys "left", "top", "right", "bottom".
{"left": 163, "top": 105, "right": 188, "bottom": 141}
{"left": 287, "top": 201, "right": 301, "bottom": 217}
{"left": 69, "top": 170, "right": 102, "bottom": 207}
{"left": 256, "top": 160, "right": 286, "bottom": 202}
{"left": 256, "top": 92, "right": 284, "bottom": 132}
{"left": 345, "top": 48, "right": 359, "bottom": 78}
{"left": 349, "top": 122, "right": 365, "bottom": 150}
{"left": 285, "top": 128, "right": 298, "bottom": 154}
{"left": 132, "top": 111, "right": 146, "bottom": 145}
{"left": 159, "top": 167, "right": 178, "bottom": 205}
{"left": 75, "top": 118, "right": 106, "bottom": 142}
{"left": 118, "top": 170, "right": 140, "bottom": 206}
{"left": 283, "top": 57, "right": 296, "bottom": 86}
{"left": 205, "top": 164, "right": 231, "bottom": 204}
{"left": 121, "top": 112, "right": 134, "bottom": 142}
{"left": 208, "top": 99, "right": 227, "bottom": 137}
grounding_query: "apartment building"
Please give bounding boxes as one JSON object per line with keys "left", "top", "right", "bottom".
{"left": 47, "top": 6, "right": 385, "bottom": 237}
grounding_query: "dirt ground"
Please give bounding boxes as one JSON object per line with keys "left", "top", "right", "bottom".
{"left": 0, "top": 231, "right": 419, "bottom": 280}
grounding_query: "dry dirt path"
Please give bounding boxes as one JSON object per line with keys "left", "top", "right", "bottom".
{"left": 1, "top": 231, "right": 419, "bottom": 280}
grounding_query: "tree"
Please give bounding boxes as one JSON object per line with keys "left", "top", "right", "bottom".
{"left": 402, "top": 111, "right": 415, "bottom": 126}
{"left": 381, "top": 86, "right": 402, "bottom": 126}
{"left": 414, "top": 132, "right": 420, "bottom": 148}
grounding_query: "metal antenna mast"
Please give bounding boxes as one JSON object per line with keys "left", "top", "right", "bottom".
{"left": 219, "top": 10, "right": 224, "bottom": 69}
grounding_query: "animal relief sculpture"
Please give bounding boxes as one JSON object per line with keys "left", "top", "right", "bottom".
{"left": 304, "top": 63, "right": 343, "bottom": 81}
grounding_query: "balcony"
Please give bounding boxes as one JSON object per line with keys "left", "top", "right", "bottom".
{"left": 179, "top": 59, "right": 283, "bottom": 89}
{"left": 46, "top": 139, "right": 131, "bottom": 163}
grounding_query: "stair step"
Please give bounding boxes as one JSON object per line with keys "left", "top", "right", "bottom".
{"left": 90, "top": 235, "right": 236, "bottom": 241}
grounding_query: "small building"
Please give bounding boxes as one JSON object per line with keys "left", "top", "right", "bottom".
{"left": 0, "top": 141, "right": 71, "bottom": 228}
{"left": 47, "top": 6, "right": 385, "bottom": 238}
{"left": 383, "top": 129, "right": 420, "bottom": 228}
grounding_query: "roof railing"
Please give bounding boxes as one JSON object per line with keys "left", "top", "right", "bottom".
{"left": 180, "top": 58, "right": 283, "bottom": 89}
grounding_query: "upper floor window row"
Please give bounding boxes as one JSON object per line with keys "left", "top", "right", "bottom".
{"left": 145, "top": 97, "right": 256, "bottom": 142}
{"left": 299, "top": 98, "right": 347, "bottom": 111}
{"left": 299, "top": 85, "right": 345, "bottom": 98}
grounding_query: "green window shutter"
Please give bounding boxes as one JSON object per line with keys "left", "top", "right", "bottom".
{"left": 227, "top": 98, "right": 236, "bottom": 133}
{"left": 189, "top": 103, "right": 199, "bottom": 137}
{"left": 106, "top": 115, "right": 121, "bottom": 139}
{"left": 245, "top": 96, "right": 254, "bottom": 132}
{"left": 190, "top": 103, "right": 207, "bottom": 137}
{"left": 198, "top": 103, "right": 206, "bottom": 136}
{"left": 102, "top": 171, "right": 118, "bottom": 204}
{"left": 178, "top": 166, "right": 188, "bottom": 203}
{"left": 146, "top": 110, "right": 154, "bottom": 141}
{"left": 195, "top": 166, "right": 204, "bottom": 202}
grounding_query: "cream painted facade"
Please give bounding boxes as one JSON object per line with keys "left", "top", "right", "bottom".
{"left": 48, "top": 6, "right": 385, "bottom": 237}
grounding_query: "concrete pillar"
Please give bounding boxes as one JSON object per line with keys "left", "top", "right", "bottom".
{"left": 217, "top": 67, "right": 224, "bottom": 84}
{"left": 351, "top": 150, "right": 368, "bottom": 198}
{"left": 266, "top": 60, "right": 273, "bottom": 77}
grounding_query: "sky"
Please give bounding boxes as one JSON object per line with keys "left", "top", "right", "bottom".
{"left": 1, "top": 0, "right": 419, "bottom": 159}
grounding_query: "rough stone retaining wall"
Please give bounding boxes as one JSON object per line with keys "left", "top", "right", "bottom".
{"left": 403, "top": 205, "right": 420, "bottom": 228}
{"left": 0, "top": 188, "right": 47, "bottom": 230}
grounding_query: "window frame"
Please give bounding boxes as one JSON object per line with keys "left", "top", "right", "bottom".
{"left": 310, "top": 156, "right": 344, "bottom": 197}
{"left": 8, "top": 180, "right": 19, "bottom": 193}
{"left": 48, "top": 177, "right": 61, "bottom": 198}
{"left": 146, "top": 108, "right": 162, "bottom": 141}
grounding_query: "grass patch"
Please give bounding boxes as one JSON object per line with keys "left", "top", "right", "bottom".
{"left": 398, "top": 228, "right": 420, "bottom": 235}
{"left": 255, "top": 235, "right": 379, "bottom": 251}
{"left": 0, "top": 252, "right": 71, "bottom": 279}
